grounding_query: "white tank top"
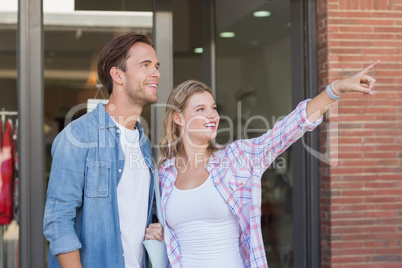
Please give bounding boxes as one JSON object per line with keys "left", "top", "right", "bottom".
{"left": 165, "top": 175, "right": 243, "bottom": 268}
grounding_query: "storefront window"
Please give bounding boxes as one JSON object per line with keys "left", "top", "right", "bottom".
{"left": 0, "top": 1, "right": 19, "bottom": 267}
{"left": 215, "top": 1, "right": 294, "bottom": 267}
{"left": 43, "top": 0, "right": 153, "bottom": 264}
{"left": 172, "top": 1, "right": 294, "bottom": 266}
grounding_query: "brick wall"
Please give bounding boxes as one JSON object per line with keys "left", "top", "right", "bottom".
{"left": 317, "top": 0, "right": 402, "bottom": 267}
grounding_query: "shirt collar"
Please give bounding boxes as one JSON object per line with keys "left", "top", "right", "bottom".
{"left": 160, "top": 157, "right": 176, "bottom": 170}
{"left": 93, "top": 102, "right": 145, "bottom": 141}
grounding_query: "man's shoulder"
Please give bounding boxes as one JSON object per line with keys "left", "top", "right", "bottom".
{"left": 54, "top": 109, "right": 101, "bottom": 144}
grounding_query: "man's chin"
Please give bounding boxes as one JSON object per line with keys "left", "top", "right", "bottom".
{"left": 148, "top": 96, "right": 158, "bottom": 104}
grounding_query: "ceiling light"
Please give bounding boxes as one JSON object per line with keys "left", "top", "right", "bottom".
{"left": 219, "top": 32, "right": 235, "bottom": 38}
{"left": 253, "top": 11, "right": 271, "bottom": 17}
{"left": 194, "top": 47, "right": 203, "bottom": 54}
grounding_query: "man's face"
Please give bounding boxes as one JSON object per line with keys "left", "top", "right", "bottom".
{"left": 121, "top": 42, "right": 160, "bottom": 107}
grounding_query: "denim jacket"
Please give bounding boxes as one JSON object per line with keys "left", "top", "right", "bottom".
{"left": 43, "top": 103, "right": 155, "bottom": 268}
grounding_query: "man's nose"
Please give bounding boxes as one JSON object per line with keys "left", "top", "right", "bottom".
{"left": 151, "top": 67, "right": 160, "bottom": 78}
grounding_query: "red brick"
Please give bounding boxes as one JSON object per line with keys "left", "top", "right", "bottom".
{"left": 331, "top": 241, "right": 365, "bottom": 248}
{"left": 376, "top": 203, "right": 402, "bottom": 210}
{"left": 341, "top": 234, "right": 378, "bottom": 241}
{"left": 341, "top": 204, "right": 376, "bottom": 211}
{"left": 342, "top": 190, "right": 376, "bottom": 196}
{"left": 331, "top": 182, "right": 364, "bottom": 189}
{"left": 377, "top": 218, "right": 402, "bottom": 224}
{"left": 331, "top": 256, "right": 366, "bottom": 263}
{"left": 364, "top": 138, "right": 397, "bottom": 144}
{"left": 377, "top": 189, "right": 402, "bottom": 195}
{"left": 341, "top": 247, "right": 378, "bottom": 255}
{"left": 365, "top": 196, "right": 398, "bottom": 203}
{"left": 332, "top": 197, "right": 365, "bottom": 204}
{"left": 331, "top": 212, "right": 365, "bottom": 219}
{"left": 364, "top": 181, "right": 398, "bottom": 188}
{"left": 378, "top": 248, "right": 402, "bottom": 254}
{"left": 365, "top": 211, "right": 398, "bottom": 217}
{"left": 365, "top": 226, "right": 400, "bottom": 233}
{"left": 317, "top": 0, "right": 402, "bottom": 266}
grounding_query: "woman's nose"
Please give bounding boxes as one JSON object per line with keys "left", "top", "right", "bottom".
{"left": 207, "top": 109, "right": 218, "bottom": 118}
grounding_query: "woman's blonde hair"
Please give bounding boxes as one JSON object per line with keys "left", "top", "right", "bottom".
{"left": 158, "top": 80, "right": 220, "bottom": 166}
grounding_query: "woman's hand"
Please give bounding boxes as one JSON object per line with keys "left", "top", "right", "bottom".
{"left": 336, "top": 60, "right": 381, "bottom": 95}
{"left": 306, "top": 60, "right": 380, "bottom": 122}
{"left": 145, "top": 223, "right": 164, "bottom": 242}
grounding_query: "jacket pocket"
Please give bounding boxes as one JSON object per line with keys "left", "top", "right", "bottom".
{"left": 229, "top": 168, "right": 251, "bottom": 191}
{"left": 84, "top": 160, "right": 111, "bottom": 198}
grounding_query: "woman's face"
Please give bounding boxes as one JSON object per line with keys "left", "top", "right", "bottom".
{"left": 175, "top": 91, "right": 220, "bottom": 147}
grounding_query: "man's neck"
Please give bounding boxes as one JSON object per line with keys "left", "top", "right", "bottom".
{"left": 105, "top": 101, "right": 142, "bottom": 130}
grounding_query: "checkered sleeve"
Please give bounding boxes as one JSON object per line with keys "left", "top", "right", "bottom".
{"left": 236, "top": 99, "right": 323, "bottom": 172}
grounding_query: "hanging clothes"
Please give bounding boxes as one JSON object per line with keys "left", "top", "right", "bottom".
{"left": 0, "top": 120, "right": 14, "bottom": 224}
{"left": 12, "top": 120, "right": 19, "bottom": 223}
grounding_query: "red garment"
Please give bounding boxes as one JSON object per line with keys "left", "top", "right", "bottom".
{"left": 0, "top": 120, "right": 14, "bottom": 224}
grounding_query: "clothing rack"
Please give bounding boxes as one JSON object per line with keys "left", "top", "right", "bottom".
{"left": 0, "top": 108, "right": 18, "bottom": 131}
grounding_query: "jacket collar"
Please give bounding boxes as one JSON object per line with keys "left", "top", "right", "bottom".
{"left": 93, "top": 102, "right": 146, "bottom": 142}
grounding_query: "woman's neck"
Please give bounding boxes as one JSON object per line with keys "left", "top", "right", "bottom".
{"left": 176, "top": 145, "right": 209, "bottom": 171}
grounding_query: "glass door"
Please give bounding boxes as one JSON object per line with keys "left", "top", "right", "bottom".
{"left": 214, "top": 1, "right": 294, "bottom": 267}
{"left": 0, "top": 1, "right": 19, "bottom": 267}
{"left": 43, "top": 0, "right": 153, "bottom": 265}
{"left": 168, "top": 0, "right": 310, "bottom": 267}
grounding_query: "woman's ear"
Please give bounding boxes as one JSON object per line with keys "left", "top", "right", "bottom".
{"left": 110, "top": 67, "right": 123, "bottom": 85}
{"left": 172, "top": 112, "right": 183, "bottom": 127}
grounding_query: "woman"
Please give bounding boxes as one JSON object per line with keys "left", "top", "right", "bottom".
{"left": 145, "top": 61, "right": 380, "bottom": 267}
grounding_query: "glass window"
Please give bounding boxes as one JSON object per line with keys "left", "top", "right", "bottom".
{"left": 215, "top": 1, "right": 294, "bottom": 267}
{"left": 172, "top": 1, "right": 295, "bottom": 265}
{"left": 172, "top": 0, "right": 204, "bottom": 85}
{"left": 0, "top": 1, "right": 19, "bottom": 267}
{"left": 43, "top": 0, "right": 153, "bottom": 264}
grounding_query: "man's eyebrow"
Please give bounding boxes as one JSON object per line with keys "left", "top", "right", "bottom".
{"left": 138, "top": 60, "right": 160, "bottom": 67}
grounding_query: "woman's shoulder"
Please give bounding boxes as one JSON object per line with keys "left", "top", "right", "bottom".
{"left": 157, "top": 157, "right": 176, "bottom": 171}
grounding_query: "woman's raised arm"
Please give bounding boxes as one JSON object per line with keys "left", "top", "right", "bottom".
{"left": 306, "top": 60, "right": 380, "bottom": 122}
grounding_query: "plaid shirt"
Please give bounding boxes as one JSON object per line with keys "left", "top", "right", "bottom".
{"left": 158, "top": 100, "right": 322, "bottom": 268}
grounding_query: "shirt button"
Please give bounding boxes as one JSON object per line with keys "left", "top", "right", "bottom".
{"left": 117, "top": 129, "right": 121, "bottom": 133}
{"left": 238, "top": 216, "right": 241, "bottom": 219}
{"left": 118, "top": 169, "right": 122, "bottom": 173}
{"left": 240, "top": 182, "right": 244, "bottom": 186}
{"left": 225, "top": 200, "right": 229, "bottom": 203}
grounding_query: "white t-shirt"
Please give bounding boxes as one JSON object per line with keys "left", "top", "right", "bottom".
{"left": 165, "top": 175, "right": 243, "bottom": 268}
{"left": 115, "top": 121, "right": 151, "bottom": 268}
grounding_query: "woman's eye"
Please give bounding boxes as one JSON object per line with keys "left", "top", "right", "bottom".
{"left": 197, "top": 108, "right": 204, "bottom": 112}
{"left": 213, "top": 106, "right": 217, "bottom": 110}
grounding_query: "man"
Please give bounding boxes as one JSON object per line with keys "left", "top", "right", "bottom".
{"left": 43, "top": 33, "right": 161, "bottom": 268}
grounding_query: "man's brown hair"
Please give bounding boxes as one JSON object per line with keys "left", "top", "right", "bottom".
{"left": 97, "top": 33, "right": 153, "bottom": 95}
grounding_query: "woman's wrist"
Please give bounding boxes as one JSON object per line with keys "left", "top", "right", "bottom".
{"left": 326, "top": 79, "right": 343, "bottom": 101}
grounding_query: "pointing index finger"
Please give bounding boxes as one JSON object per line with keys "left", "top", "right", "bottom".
{"left": 361, "top": 60, "right": 381, "bottom": 75}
